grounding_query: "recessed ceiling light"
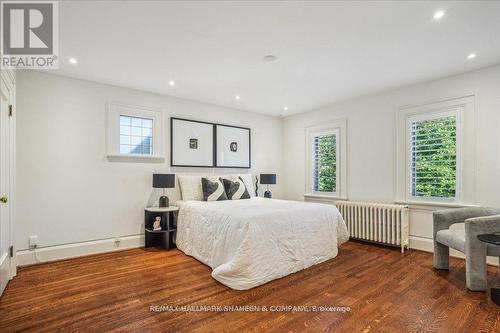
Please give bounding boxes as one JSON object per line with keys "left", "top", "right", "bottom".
{"left": 283, "top": 106, "right": 288, "bottom": 111}
{"left": 263, "top": 55, "right": 278, "bottom": 62}
{"left": 169, "top": 80, "right": 175, "bottom": 86}
{"left": 235, "top": 95, "right": 241, "bottom": 100}
{"left": 68, "top": 57, "right": 77, "bottom": 64}
{"left": 433, "top": 10, "right": 445, "bottom": 20}
{"left": 467, "top": 53, "right": 477, "bottom": 60}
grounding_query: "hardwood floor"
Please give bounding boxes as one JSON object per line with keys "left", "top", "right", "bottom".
{"left": 1, "top": 241, "right": 499, "bottom": 333}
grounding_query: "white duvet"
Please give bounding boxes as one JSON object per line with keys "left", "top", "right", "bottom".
{"left": 175, "top": 197, "right": 349, "bottom": 290}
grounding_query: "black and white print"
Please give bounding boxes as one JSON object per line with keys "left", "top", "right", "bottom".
{"left": 215, "top": 125, "right": 250, "bottom": 168}
{"left": 189, "top": 138, "right": 198, "bottom": 149}
{"left": 222, "top": 177, "right": 250, "bottom": 200}
{"left": 171, "top": 118, "right": 214, "bottom": 167}
{"left": 201, "top": 177, "right": 228, "bottom": 201}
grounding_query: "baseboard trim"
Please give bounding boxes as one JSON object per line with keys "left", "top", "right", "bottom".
{"left": 409, "top": 235, "right": 498, "bottom": 266}
{"left": 16, "top": 234, "right": 500, "bottom": 267}
{"left": 16, "top": 235, "right": 144, "bottom": 266}
{"left": 409, "top": 236, "right": 433, "bottom": 252}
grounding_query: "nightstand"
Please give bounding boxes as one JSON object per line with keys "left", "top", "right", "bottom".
{"left": 144, "top": 206, "right": 179, "bottom": 250}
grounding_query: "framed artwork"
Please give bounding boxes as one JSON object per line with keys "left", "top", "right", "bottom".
{"left": 170, "top": 118, "right": 214, "bottom": 167}
{"left": 215, "top": 124, "right": 251, "bottom": 168}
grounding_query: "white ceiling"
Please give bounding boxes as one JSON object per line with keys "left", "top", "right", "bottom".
{"left": 53, "top": 1, "right": 500, "bottom": 116}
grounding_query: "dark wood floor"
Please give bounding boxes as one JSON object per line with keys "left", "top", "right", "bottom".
{"left": 1, "top": 241, "right": 500, "bottom": 333}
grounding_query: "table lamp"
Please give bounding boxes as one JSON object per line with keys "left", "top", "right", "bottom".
{"left": 153, "top": 174, "right": 175, "bottom": 207}
{"left": 260, "top": 174, "right": 276, "bottom": 198}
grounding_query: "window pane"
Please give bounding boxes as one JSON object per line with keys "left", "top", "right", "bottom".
{"left": 313, "top": 134, "right": 336, "bottom": 193}
{"left": 131, "top": 136, "right": 143, "bottom": 146}
{"left": 120, "top": 125, "right": 131, "bottom": 136}
{"left": 142, "top": 136, "right": 152, "bottom": 146}
{"left": 131, "top": 126, "right": 142, "bottom": 136}
{"left": 120, "top": 135, "right": 131, "bottom": 145}
{"left": 131, "top": 117, "right": 142, "bottom": 127}
{"left": 411, "top": 115, "right": 457, "bottom": 198}
{"left": 142, "top": 127, "right": 152, "bottom": 137}
{"left": 130, "top": 144, "right": 143, "bottom": 154}
{"left": 120, "top": 116, "right": 131, "bottom": 126}
{"left": 120, "top": 145, "right": 131, "bottom": 154}
{"left": 118, "top": 115, "right": 154, "bottom": 156}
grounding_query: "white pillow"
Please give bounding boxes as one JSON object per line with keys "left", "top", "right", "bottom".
{"left": 178, "top": 175, "right": 203, "bottom": 201}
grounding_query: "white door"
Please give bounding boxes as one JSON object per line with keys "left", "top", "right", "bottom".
{"left": 0, "top": 74, "right": 13, "bottom": 296}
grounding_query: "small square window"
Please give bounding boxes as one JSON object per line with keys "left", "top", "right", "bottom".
{"left": 107, "top": 102, "right": 164, "bottom": 162}
{"left": 119, "top": 115, "right": 154, "bottom": 156}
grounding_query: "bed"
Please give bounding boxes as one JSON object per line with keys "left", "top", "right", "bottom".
{"left": 175, "top": 196, "right": 349, "bottom": 290}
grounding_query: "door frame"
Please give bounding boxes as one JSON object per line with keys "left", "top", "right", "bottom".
{"left": 1, "top": 68, "right": 16, "bottom": 281}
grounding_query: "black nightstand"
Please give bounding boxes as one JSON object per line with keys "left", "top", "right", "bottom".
{"left": 144, "top": 206, "right": 179, "bottom": 250}
{"left": 477, "top": 233, "right": 500, "bottom": 306}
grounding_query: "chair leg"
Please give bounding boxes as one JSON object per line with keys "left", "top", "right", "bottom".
{"left": 434, "top": 242, "right": 449, "bottom": 270}
{"left": 466, "top": 253, "right": 487, "bottom": 291}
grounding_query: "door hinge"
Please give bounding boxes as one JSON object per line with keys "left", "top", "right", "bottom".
{"left": 8, "top": 105, "right": 13, "bottom": 117}
{"left": 9, "top": 245, "right": 14, "bottom": 258}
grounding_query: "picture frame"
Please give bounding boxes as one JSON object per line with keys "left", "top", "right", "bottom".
{"left": 215, "top": 124, "right": 251, "bottom": 168}
{"left": 170, "top": 118, "right": 215, "bottom": 167}
{"left": 170, "top": 117, "right": 251, "bottom": 168}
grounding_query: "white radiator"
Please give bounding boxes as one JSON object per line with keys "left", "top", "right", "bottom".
{"left": 336, "top": 201, "right": 409, "bottom": 252}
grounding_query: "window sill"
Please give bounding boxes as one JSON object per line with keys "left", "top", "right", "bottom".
{"left": 304, "top": 193, "right": 348, "bottom": 202}
{"left": 394, "top": 200, "right": 478, "bottom": 210}
{"left": 106, "top": 154, "right": 165, "bottom": 163}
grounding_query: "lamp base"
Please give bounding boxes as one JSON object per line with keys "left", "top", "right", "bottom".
{"left": 264, "top": 191, "right": 272, "bottom": 199}
{"left": 159, "top": 196, "right": 169, "bottom": 208}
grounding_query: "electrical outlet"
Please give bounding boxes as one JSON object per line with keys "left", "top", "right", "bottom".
{"left": 29, "top": 235, "right": 38, "bottom": 249}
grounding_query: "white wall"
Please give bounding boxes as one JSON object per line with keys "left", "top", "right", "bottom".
{"left": 16, "top": 71, "right": 283, "bottom": 251}
{"left": 282, "top": 64, "right": 500, "bottom": 248}
{"left": 15, "top": 64, "right": 500, "bottom": 261}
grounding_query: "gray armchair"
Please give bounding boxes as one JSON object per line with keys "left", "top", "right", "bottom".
{"left": 433, "top": 207, "right": 500, "bottom": 291}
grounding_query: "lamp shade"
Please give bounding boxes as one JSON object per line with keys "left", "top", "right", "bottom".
{"left": 153, "top": 174, "right": 175, "bottom": 188}
{"left": 260, "top": 174, "right": 276, "bottom": 185}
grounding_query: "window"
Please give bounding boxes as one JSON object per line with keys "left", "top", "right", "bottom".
{"left": 312, "top": 133, "right": 337, "bottom": 193}
{"left": 305, "top": 119, "right": 347, "bottom": 199}
{"left": 396, "top": 96, "right": 476, "bottom": 205}
{"left": 107, "top": 103, "right": 164, "bottom": 161}
{"left": 119, "top": 115, "right": 153, "bottom": 155}
{"left": 409, "top": 112, "right": 458, "bottom": 199}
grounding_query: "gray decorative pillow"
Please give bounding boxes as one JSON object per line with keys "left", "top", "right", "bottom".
{"left": 201, "top": 177, "right": 228, "bottom": 201}
{"left": 222, "top": 177, "right": 250, "bottom": 200}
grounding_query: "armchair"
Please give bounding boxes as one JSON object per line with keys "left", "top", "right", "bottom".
{"left": 433, "top": 207, "right": 500, "bottom": 291}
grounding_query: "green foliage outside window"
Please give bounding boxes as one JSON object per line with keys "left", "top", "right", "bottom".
{"left": 412, "top": 116, "right": 456, "bottom": 198}
{"left": 314, "top": 134, "right": 336, "bottom": 192}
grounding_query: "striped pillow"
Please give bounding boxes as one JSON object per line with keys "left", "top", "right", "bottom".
{"left": 201, "top": 177, "right": 228, "bottom": 201}
{"left": 222, "top": 177, "right": 250, "bottom": 200}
